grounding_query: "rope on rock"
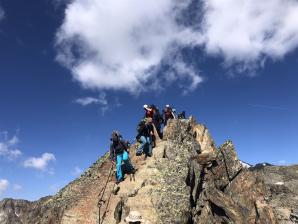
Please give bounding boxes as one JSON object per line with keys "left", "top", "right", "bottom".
{"left": 97, "top": 163, "right": 116, "bottom": 224}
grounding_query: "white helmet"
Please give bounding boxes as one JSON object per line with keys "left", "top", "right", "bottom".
{"left": 143, "top": 104, "right": 152, "bottom": 111}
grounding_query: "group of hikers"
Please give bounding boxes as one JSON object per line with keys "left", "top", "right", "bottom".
{"left": 109, "top": 104, "right": 184, "bottom": 184}
{"left": 108, "top": 104, "right": 185, "bottom": 223}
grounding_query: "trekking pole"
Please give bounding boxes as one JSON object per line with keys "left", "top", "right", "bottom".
{"left": 98, "top": 163, "right": 114, "bottom": 224}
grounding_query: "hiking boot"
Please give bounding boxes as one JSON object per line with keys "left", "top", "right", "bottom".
{"left": 116, "top": 177, "right": 124, "bottom": 185}
{"left": 132, "top": 168, "right": 136, "bottom": 174}
{"left": 112, "top": 185, "right": 120, "bottom": 195}
{"left": 136, "top": 151, "right": 142, "bottom": 156}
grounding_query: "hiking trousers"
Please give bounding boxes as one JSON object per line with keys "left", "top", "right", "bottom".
{"left": 136, "top": 136, "right": 152, "bottom": 156}
{"left": 116, "top": 151, "right": 133, "bottom": 181}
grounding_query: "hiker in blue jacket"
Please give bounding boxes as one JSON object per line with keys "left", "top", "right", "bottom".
{"left": 109, "top": 131, "right": 134, "bottom": 184}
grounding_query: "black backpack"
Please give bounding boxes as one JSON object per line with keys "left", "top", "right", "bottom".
{"left": 136, "top": 120, "right": 146, "bottom": 133}
{"left": 178, "top": 111, "right": 186, "bottom": 119}
{"left": 155, "top": 109, "right": 163, "bottom": 124}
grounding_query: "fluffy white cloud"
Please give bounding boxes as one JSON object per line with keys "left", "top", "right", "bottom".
{"left": 201, "top": 0, "right": 298, "bottom": 70}
{"left": 0, "top": 179, "right": 9, "bottom": 195}
{"left": 56, "top": 0, "right": 298, "bottom": 92}
{"left": 0, "top": 133, "right": 22, "bottom": 160}
{"left": 56, "top": 0, "right": 203, "bottom": 94}
{"left": 23, "top": 153, "right": 56, "bottom": 171}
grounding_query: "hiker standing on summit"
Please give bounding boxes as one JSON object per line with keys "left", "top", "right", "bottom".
{"left": 150, "top": 104, "right": 163, "bottom": 139}
{"left": 109, "top": 131, "right": 134, "bottom": 184}
{"left": 163, "top": 104, "right": 175, "bottom": 126}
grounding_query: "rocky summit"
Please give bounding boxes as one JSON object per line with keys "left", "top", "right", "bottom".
{"left": 0, "top": 117, "right": 298, "bottom": 224}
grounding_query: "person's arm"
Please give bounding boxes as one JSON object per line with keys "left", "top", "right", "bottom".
{"left": 136, "top": 128, "right": 142, "bottom": 139}
{"left": 149, "top": 124, "right": 154, "bottom": 135}
{"left": 136, "top": 124, "right": 144, "bottom": 139}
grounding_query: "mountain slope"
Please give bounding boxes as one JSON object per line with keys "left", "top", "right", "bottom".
{"left": 0, "top": 117, "right": 297, "bottom": 223}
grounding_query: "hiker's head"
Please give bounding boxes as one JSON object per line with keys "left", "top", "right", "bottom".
{"left": 150, "top": 104, "right": 157, "bottom": 111}
{"left": 111, "top": 131, "right": 120, "bottom": 143}
{"left": 143, "top": 104, "right": 152, "bottom": 111}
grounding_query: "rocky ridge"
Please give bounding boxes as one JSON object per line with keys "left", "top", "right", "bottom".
{"left": 0, "top": 117, "right": 297, "bottom": 223}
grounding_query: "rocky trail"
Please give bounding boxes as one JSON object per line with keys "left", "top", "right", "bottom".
{"left": 0, "top": 117, "right": 298, "bottom": 224}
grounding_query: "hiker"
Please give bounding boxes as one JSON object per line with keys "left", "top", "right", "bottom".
{"left": 136, "top": 118, "right": 154, "bottom": 157}
{"left": 143, "top": 104, "right": 153, "bottom": 118}
{"left": 163, "top": 104, "right": 175, "bottom": 126}
{"left": 177, "top": 111, "right": 186, "bottom": 119}
{"left": 150, "top": 104, "right": 163, "bottom": 139}
{"left": 109, "top": 131, "right": 134, "bottom": 184}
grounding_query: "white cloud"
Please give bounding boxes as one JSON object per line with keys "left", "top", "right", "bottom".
{"left": 56, "top": 0, "right": 203, "bottom": 94}
{"left": 75, "top": 92, "right": 107, "bottom": 106}
{"left": 23, "top": 153, "right": 56, "bottom": 171}
{"left": 13, "top": 184, "right": 22, "bottom": 192}
{"left": 0, "top": 179, "right": 9, "bottom": 195}
{"left": 0, "top": 133, "right": 22, "bottom": 160}
{"left": 201, "top": 0, "right": 298, "bottom": 71}
{"left": 75, "top": 92, "right": 110, "bottom": 115}
{"left": 75, "top": 97, "right": 101, "bottom": 106}
{"left": 56, "top": 0, "right": 298, "bottom": 87}
{"left": 71, "top": 166, "right": 82, "bottom": 176}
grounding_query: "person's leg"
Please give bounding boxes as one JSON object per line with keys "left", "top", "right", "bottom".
{"left": 116, "top": 153, "right": 123, "bottom": 182}
{"left": 136, "top": 136, "right": 146, "bottom": 155}
{"left": 147, "top": 136, "right": 152, "bottom": 157}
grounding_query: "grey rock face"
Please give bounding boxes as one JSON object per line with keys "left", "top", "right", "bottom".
{"left": 253, "top": 165, "right": 298, "bottom": 223}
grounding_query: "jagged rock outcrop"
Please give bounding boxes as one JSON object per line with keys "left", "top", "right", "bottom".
{"left": 251, "top": 165, "right": 298, "bottom": 223}
{"left": 0, "top": 117, "right": 297, "bottom": 223}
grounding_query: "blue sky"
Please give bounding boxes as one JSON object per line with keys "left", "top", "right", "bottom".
{"left": 0, "top": 0, "right": 298, "bottom": 200}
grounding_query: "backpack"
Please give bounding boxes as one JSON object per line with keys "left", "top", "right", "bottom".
{"left": 178, "top": 111, "right": 186, "bottom": 119}
{"left": 136, "top": 120, "right": 146, "bottom": 134}
{"left": 153, "top": 109, "right": 163, "bottom": 125}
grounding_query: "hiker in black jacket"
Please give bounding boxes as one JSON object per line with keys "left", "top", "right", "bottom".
{"left": 110, "top": 131, "right": 134, "bottom": 184}
{"left": 136, "top": 118, "right": 154, "bottom": 157}
{"left": 151, "top": 105, "right": 163, "bottom": 139}
{"left": 163, "top": 104, "right": 175, "bottom": 126}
